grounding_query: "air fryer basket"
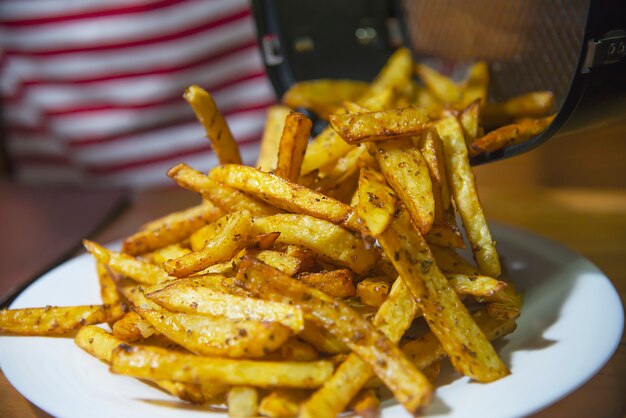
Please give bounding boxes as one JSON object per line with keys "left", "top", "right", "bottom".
{"left": 253, "top": 0, "right": 626, "bottom": 164}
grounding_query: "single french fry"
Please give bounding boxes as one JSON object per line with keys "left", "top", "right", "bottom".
{"left": 184, "top": 85, "right": 241, "bottom": 165}
{"left": 356, "top": 167, "right": 397, "bottom": 238}
{"left": 436, "top": 115, "right": 501, "bottom": 277}
{"left": 228, "top": 386, "right": 258, "bottom": 418}
{"left": 482, "top": 91, "right": 555, "bottom": 127}
{"left": 163, "top": 211, "right": 254, "bottom": 277}
{"left": 378, "top": 207, "right": 508, "bottom": 382}
{"left": 146, "top": 281, "right": 304, "bottom": 332}
{"left": 301, "top": 278, "right": 418, "bottom": 418}
{"left": 402, "top": 309, "right": 517, "bottom": 370}
{"left": 145, "top": 243, "right": 190, "bottom": 267}
{"left": 357, "top": 278, "right": 391, "bottom": 307}
{"left": 257, "top": 105, "right": 292, "bottom": 172}
{"left": 111, "top": 344, "right": 334, "bottom": 389}
{"left": 429, "top": 244, "right": 480, "bottom": 275}
{"left": 112, "top": 311, "right": 155, "bottom": 342}
{"left": 279, "top": 338, "right": 319, "bottom": 361}
{"left": 350, "top": 389, "right": 380, "bottom": 418}
{"left": 479, "top": 283, "right": 523, "bottom": 320}
{"left": 300, "top": 123, "right": 355, "bottom": 176}
{"left": 330, "top": 107, "right": 429, "bottom": 144}
{"left": 283, "top": 79, "right": 369, "bottom": 119}
{"left": 425, "top": 223, "right": 465, "bottom": 249}
{"left": 446, "top": 273, "right": 507, "bottom": 297}
{"left": 258, "top": 389, "right": 310, "bottom": 418}
{"left": 84, "top": 240, "right": 171, "bottom": 285}
{"left": 167, "top": 163, "right": 278, "bottom": 217}
{"left": 469, "top": 114, "right": 555, "bottom": 156}
{"left": 237, "top": 258, "right": 432, "bottom": 415}
{"left": 136, "top": 308, "right": 291, "bottom": 358}
{"left": 0, "top": 304, "right": 124, "bottom": 335}
{"left": 76, "top": 326, "right": 227, "bottom": 405}
{"left": 298, "top": 269, "right": 356, "bottom": 298}
{"left": 122, "top": 201, "right": 223, "bottom": 256}
{"left": 460, "top": 61, "right": 489, "bottom": 107}
{"left": 416, "top": 63, "right": 461, "bottom": 104}
{"left": 312, "top": 145, "right": 367, "bottom": 194}
{"left": 75, "top": 325, "right": 125, "bottom": 362}
{"left": 275, "top": 112, "right": 312, "bottom": 181}
{"left": 367, "top": 138, "right": 435, "bottom": 235}
{"left": 209, "top": 164, "right": 360, "bottom": 231}
{"left": 459, "top": 100, "right": 482, "bottom": 145}
{"left": 253, "top": 214, "right": 378, "bottom": 274}
{"left": 96, "top": 262, "right": 121, "bottom": 307}
{"left": 365, "top": 47, "right": 413, "bottom": 99}
{"left": 299, "top": 320, "right": 349, "bottom": 355}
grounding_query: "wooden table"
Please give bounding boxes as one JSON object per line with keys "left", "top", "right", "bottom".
{"left": 1, "top": 186, "right": 624, "bottom": 418}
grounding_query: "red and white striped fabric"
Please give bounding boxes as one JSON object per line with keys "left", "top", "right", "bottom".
{"left": 0, "top": 0, "right": 276, "bottom": 188}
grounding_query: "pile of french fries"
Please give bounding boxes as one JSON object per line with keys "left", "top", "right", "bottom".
{"left": 1, "top": 47, "right": 556, "bottom": 417}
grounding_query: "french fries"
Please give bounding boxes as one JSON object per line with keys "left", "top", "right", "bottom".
{"left": 275, "top": 112, "right": 312, "bottom": 181}
{"left": 184, "top": 85, "right": 241, "bottom": 165}
{"left": 111, "top": 344, "right": 334, "bottom": 389}
{"left": 4, "top": 48, "right": 540, "bottom": 417}
{"left": 436, "top": 115, "right": 501, "bottom": 277}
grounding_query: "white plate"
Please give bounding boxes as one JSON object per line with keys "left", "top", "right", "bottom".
{"left": 0, "top": 224, "right": 623, "bottom": 418}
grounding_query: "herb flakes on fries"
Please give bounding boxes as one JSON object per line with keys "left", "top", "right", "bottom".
{"left": 2, "top": 46, "right": 550, "bottom": 417}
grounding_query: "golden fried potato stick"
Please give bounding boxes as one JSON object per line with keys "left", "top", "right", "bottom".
{"left": 209, "top": 164, "right": 360, "bottom": 231}
{"left": 274, "top": 112, "right": 312, "bottom": 181}
{"left": 0, "top": 304, "right": 124, "bottom": 335}
{"left": 299, "top": 320, "right": 349, "bottom": 355}
{"left": 300, "top": 122, "right": 355, "bottom": 176}
{"left": 425, "top": 223, "right": 465, "bottom": 249}
{"left": 365, "top": 47, "right": 414, "bottom": 99}
{"left": 112, "top": 311, "right": 155, "bottom": 342}
{"left": 469, "top": 114, "right": 555, "bottom": 157}
{"left": 96, "top": 262, "right": 121, "bottom": 307}
{"left": 446, "top": 273, "right": 507, "bottom": 297}
{"left": 356, "top": 277, "right": 391, "bottom": 307}
{"left": 253, "top": 214, "right": 378, "bottom": 274}
{"left": 184, "top": 85, "right": 241, "bottom": 165}
{"left": 378, "top": 208, "right": 508, "bottom": 382}
{"left": 279, "top": 338, "right": 319, "bottom": 361}
{"left": 76, "top": 326, "right": 227, "bottom": 404}
{"left": 329, "top": 107, "right": 429, "bottom": 144}
{"left": 146, "top": 280, "right": 304, "bottom": 332}
{"left": 84, "top": 240, "right": 171, "bottom": 285}
{"left": 311, "top": 145, "right": 367, "bottom": 195}
{"left": 237, "top": 258, "right": 432, "bottom": 416}
{"left": 163, "top": 211, "right": 254, "bottom": 277}
{"left": 479, "top": 283, "right": 523, "bottom": 320}
{"left": 144, "top": 243, "right": 190, "bottom": 267}
{"left": 258, "top": 389, "right": 310, "bottom": 418}
{"left": 122, "top": 201, "right": 223, "bottom": 256}
{"left": 168, "top": 163, "right": 278, "bottom": 216}
{"left": 257, "top": 105, "right": 292, "bottom": 172}
{"left": 402, "top": 310, "right": 517, "bottom": 370}
{"left": 416, "top": 63, "right": 461, "bottom": 104}
{"left": 429, "top": 244, "right": 480, "bottom": 275}
{"left": 356, "top": 167, "right": 397, "bottom": 238}
{"left": 301, "top": 278, "right": 418, "bottom": 418}
{"left": 349, "top": 389, "right": 380, "bottom": 418}
{"left": 367, "top": 137, "right": 435, "bottom": 235}
{"left": 297, "top": 269, "right": 356, "bottom": 299}
{"left": 282, "top": 79, "right": 369, "bottom": 119}
{"left": 136, "top": 308, "right": 291, "bottom": 358}
{"left": 459, "top": 100, "right": 482, "bottom": 145}
{"left": 436, "top": 115, "right": 501, "bottom": 277}
{"left": 460, "top": 61, "right": 489, "bottom": 107}
{"left": 228, "top": 386, "right": 258, "bottom": 417}
{"left": 482, "top": 91, "right": 555, "bottom": 128}
{"left": 111, "top": 344, "right": 334, "bottom": 389}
